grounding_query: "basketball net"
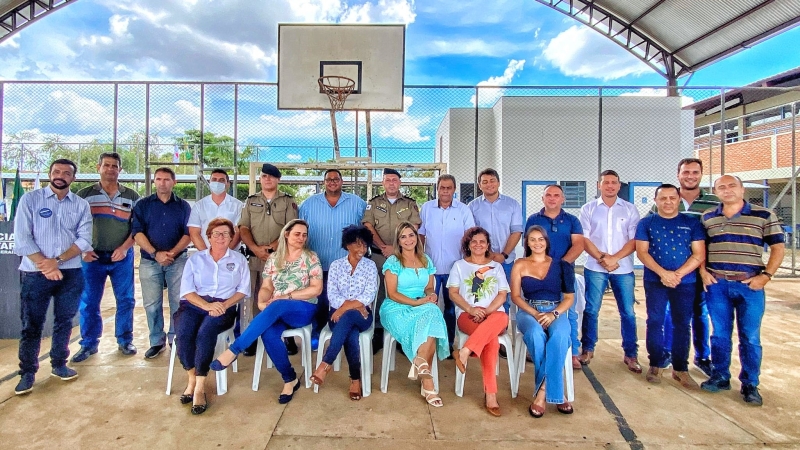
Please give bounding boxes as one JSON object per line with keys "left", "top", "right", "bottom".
{"left": 318, "top": 76, "right": 355, "bottom": 112}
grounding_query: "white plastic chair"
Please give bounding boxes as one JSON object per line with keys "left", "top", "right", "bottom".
{"left": 252, "top": 324, "right": 313, "bottom": 390}
{"left": 513, "top": 328, "right": 574, "bottom": 402}
{"left": 314, "top": 295, "right": 377, "bottom": 397}
{"left": 453, "top": 326, "right": 517, "bottom": 398}
{"left": 380, "top": 329, "right": 440, "bottom": 394}
{"left": 166, "top": 326, "right": 238, "bottom": 396}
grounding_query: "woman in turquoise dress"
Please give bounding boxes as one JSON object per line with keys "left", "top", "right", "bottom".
{"left": 380, "top": 221, "right": 449, "bottom": 407}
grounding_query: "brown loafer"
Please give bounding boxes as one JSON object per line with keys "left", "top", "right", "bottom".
{"left": 485, "top": 404, "right": 501, "bottom": 417}
{"left": 572, "top": 356, "right": 582, "bottom": 370}
{"left": 578, "top": 350, "right": 594, "bottom": 365}
{"left": 645, "top": 366, "right": 662, "bottom": 383}
{"left": 672, "top": 370, "right": 699, "bottom": 389}
{"left": 624, "top": 356, "right": 643, "bottom": 374}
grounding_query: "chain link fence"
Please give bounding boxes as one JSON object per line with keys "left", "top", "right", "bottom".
{"left": 1, "top": 81, "right": 798, "bottom": 272}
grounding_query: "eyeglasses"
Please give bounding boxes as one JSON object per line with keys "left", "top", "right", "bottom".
{"left": 324, "top": 178, "right": 342, "bottom": 183}
{"left": 211, "top": 231, "right": 232, "bottom": 238}
{"left": 550, "top": 222, "right": 558, "bottom": 233}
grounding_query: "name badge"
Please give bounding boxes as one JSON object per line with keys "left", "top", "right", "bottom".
{"left": 226, "top": 263, "right": 235, "bottom": 271}
{"left": 39, "top": 208, "right": 53, "bottom": 218}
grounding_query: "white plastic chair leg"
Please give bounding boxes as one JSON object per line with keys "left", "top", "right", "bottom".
{"left": 564, "top": 346, "right": 575, "bottom": 402}
{"left": 166, "top": 341, "right": 178, "bottom": 395}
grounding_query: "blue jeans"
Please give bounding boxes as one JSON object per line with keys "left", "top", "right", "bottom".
{"left": 434, "top": 273, "right": 455, "bottom": 350}
{"left": 174, "top": 299, "right": 237, "bottom": 376}
{"left": 662, "top": 280, "right": 711, "bottom": 362}
{"left": 705, "top": 279, "right": 765, "bottom": 386}
{"left": 582, "top": 269, "right": 638, "bottom": 357}
{"left": 18, "top": 269, "right": 84, "bottom": 374}
{"left": 230, "top": 300, "right": 316, "bottom": 383}
{"left": 323, "top": 308, "right": 373, "bottom": 380}
{"left": 644, "top": 281, "right": 694, "bottom": 371}
{"left": 517, "top": 304, "right": 570, "bottom": 403}
{"left": 139, "top": 253, "right": 187, "bottom": 347}
{"left": 78, "top": 249, "right": 135, "bottom": 348}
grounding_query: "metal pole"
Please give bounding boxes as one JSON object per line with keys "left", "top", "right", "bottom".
{"left": 366, "top": 111, "right": 373, "bottom": 198}
{"left": 0, "top": 82, "right": 4, "bottom": 198}
{"left": 474, "top": 86, "right": 479, "bottom": 190}
{"left": 719, "top": 88, "right": 726, "bottom": 175}
{"left": 233, "top": 84, "right": 239, "bottom": 198}
{"left": 145, "top": 83, "right": 151, "bottom": 196}
{"left": 198, "top": 83, "right": 205, "bottom": 201}
{"left": 354, "top": 110, "right": 359, "bottom": 195}
{"left": 330, "top": 111, "right": 340, "bottom": 160}
{"left": 113, "top": 84, "right": 118, "bottom": 153}
{"left": 597, "top": 88, "right": 603, "bottom": 195}
{"left": 792, "top": 101, "right": 797, "bottom": 275}
{"left": 708, "top": 125, "right": 713, "bottom": 187}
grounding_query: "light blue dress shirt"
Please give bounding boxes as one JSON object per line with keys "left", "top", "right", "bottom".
{"left": 468, "top": 194, "right": 523, "bottom": 262}
{"left": 14, "top": 186, "right": 93, "bottom": 271}
{"left": 419, "top": 199, "right": 475, "bottom": 275}
{"left": 299, "top": 191, "right": 366, "bottom": 271}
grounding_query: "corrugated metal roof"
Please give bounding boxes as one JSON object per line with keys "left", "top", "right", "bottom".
{"left": 535, "top": 0, "right": 800, "bottom": 79}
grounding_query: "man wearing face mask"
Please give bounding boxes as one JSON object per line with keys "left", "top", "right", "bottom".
{"left": 239, "top": 163, "right": 299, "bottom": 355}
{"left": 188, "top": 169, "right": 243, "bottom": 251}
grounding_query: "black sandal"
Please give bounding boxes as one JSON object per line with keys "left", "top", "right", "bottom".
{"left": 191, "top": 393, "right": 208, "bottom": 415}
{"left": 179, "top": 394, "right": 193, "bottom": 405}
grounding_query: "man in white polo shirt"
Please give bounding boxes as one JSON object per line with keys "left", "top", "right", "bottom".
{"left": 419, "top": 174, "right": 475, "bottom": 353}
{"left": 188, "top": 169, "right": 243, "bottom": 251}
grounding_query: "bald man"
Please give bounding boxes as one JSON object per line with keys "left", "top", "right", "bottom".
{"left": 698, "top": 175, "right": 784, "bottom": 406}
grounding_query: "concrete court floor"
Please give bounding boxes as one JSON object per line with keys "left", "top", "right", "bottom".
{"left": 0, "top": 277, "right": 798, "bottom": 450}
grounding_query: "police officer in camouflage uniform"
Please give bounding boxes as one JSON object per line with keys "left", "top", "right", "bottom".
{"left": 362, "top": 168, "right": 421, "bottom": 350}
{"left": 238, "top": 163, "right": 298, "bottom": 354}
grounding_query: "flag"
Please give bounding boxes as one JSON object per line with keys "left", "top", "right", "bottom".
{"left": 173, "top": 143, "right": 180, "bottom": 163}
{"left": 10, "top": 169, "right": 24, "bottom": 222}
{"left": 33, "top": 172, "right": 41, "bottom": 190}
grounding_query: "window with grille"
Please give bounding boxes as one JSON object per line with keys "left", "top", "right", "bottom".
{"left": 560, "top": 181, "right": 586, "bottom": 208}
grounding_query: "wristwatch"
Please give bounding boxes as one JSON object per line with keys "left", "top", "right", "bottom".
{"left": 501, "top": 252, "right": 509, "bottom": 260}
{"left": 55, "top": 256, "right": 65, "bottom": 265}
{"left": 552, "top": 310, "right": 560, "bottom": 319}
{"left": 762, "top": 271, "right": 773, "bottom": 280}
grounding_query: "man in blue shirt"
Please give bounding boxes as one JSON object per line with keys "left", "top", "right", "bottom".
{"left": 468, "top": 168, "right": 523, "bottom": 307}
{"left": 132, "top": 167, "right": 192, "bottom": 359}
{"left": 14, "top": 159, "right": 93, "bottom": 395}
{"left": 525, "top": 184, "right": 585, "bottom": 368}
{"left": 299, "top": 169, "right": 366, "bottom": 347}
{"left": 635, "top": 184, "right": 706, "bottom": 387}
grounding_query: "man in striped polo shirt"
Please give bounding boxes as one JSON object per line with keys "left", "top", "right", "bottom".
{"left": 72, "top": 153, "right": 140, "bottom": 362}
{"left": 699, "top": 175, "right": 784, "bottom": 406}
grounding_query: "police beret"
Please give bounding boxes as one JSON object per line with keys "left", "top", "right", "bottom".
{"left": 383, "top": 168, "right": 401, "bottom": 178}
{"left": 261, "top": 163, "right": 282, "bottom": 178}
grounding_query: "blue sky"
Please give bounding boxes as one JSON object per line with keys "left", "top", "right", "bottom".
{"left": 1, "top": 0, "right": 799, "bottom": 165}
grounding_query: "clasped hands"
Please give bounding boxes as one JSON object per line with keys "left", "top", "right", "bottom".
{"left": 36, "top": 258, "right": 63, "bottom": 281}
{"left": 416, "top": 293, "right": 438, "bottom": 306}
{"left": 331, "top": 300, "right": 370, "bottom": 323}
{"left": 596, "top": 253, "right": 620, "bottom": 272}
{"left": 83, "top": 247, "right": 128, "bottom": 264}
{"left": 205, "top": 301, "right": 228, "bottom": 317}
{"left": 468, "top": 306, "right": 487, "bottom": 323}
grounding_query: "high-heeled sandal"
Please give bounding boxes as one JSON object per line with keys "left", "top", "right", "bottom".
{"left": 408, "top": 356, "right": 433, "bottom": 381}
{"left": 310, "top": 362, "right": 332, "bottom": 386}
{"left": 421, "top": 385, "right": 443, "bottom": 407}
{"left": 349, "top": 379, "right": 362, "bottom": 401}
{"left": 453, "top": 350, "right": 467, "bottom": 374}
{"left": 179, "top": 393, "right": 193, "bottom": 405}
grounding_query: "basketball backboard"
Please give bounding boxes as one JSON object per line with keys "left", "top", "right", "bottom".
{"left": 278, "top": 24, "right": 405, "bottom": 111}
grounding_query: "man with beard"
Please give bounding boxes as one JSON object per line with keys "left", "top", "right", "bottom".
{"left": 72, "top": 153, "right": 141, "bottom": 363}
{"left": 14, "top": 159, "right": 93, "bottom": 395}
{"left": 299, "top": 169, "right": 366, "bottom": 348}
{"left": 132, "top": 167, "right": 192, "bottom": 359}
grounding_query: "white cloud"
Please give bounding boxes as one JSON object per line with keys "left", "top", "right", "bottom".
{"left": 470, "top": 59, "right": 525, "bottom": 106}
{"left": 620, "top": 88, "right": 695, "bottom": 107}
{"left": 286, "top": 153, "right": 302, "bottom": 160}
{"left": 542, "top": 25, "right": 652, "bottom": 80}
{"left": 370, "top": 95, "right": 430, "bottom": 143}
{"left": 0, "top": 34, "right": 21, "bottom": 49}
{"left": 109, "top": 14, "right": 131, "bottom": 37}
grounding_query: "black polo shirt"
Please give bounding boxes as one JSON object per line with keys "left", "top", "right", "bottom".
{"left": 131, "top": 193, "right": 191, "bottom": 261}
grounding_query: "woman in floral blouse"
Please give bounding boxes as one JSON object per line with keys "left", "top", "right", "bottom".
{"left": 212, "top": 219, "right": 323, "bottom": 404}
{"left": 310, "top": 225, "right": 378, "bottom": 400}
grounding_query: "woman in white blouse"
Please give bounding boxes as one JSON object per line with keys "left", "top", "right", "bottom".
{"left": 310, "top": 225, "right": 378, "bottom": 400}
{"left": 447, "top": 227, "right": 510, "bottom": 417}
{"left": 174, "top": 218, "right": 250, "bottom": 415}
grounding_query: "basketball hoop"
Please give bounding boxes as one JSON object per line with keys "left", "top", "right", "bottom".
{"left": 318, "top": 76, "right": 355, "bottom": 112}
